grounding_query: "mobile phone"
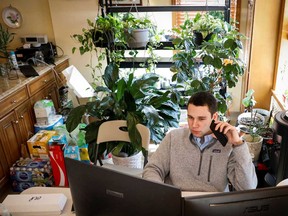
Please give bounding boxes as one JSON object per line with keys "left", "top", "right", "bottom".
{"left": 210, "top": 120, "right": 228, "bottom": 147}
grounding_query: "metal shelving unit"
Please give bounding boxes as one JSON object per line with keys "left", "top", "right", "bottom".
{"left": 99, "top": 0, "right": 232, "bottom": 68}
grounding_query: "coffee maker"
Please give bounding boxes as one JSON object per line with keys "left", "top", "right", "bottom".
{"left": 273, "top": 110, "right": 288, "bottom": 184}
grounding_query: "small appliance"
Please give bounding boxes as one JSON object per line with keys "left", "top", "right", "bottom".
{"left": 15, "top": 42, "right": 57, "bottom": 65}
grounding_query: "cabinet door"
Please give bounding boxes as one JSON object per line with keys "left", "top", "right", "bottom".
{"left": 0, "top": 138, "right": 9, "bottom": 189}
{"left": 0, "top": 111, "right": 22, "bottom": 168}
{"left": 15, "top": 100, "right": 35, "bottom": 142}
{"left": 30, "top": 82, "right": 60, "bottom": 112}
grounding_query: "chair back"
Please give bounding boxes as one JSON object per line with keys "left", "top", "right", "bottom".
{"left": 96, "top": 120, "right": 150, "bottom": 167}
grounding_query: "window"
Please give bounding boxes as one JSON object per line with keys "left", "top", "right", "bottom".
{"left": 172, "top": 0, "right": 239, "bottom": 27}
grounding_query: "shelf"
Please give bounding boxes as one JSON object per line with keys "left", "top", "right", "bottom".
{"left": 106, "top": 5, "right": 228, "bottom": 13}
{"left": 119, "top": 56, "right": 173, "bottom": 68}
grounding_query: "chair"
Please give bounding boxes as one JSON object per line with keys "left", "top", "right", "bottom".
{"left": 95, "top": 120, "right": 150, "bottom": 170}
{"left": 276, "top": 178, "right": 288, "bottom": 187}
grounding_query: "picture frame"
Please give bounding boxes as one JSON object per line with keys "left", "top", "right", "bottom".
{"left": 110, "top": 0, "right": 142, "bottom": 6}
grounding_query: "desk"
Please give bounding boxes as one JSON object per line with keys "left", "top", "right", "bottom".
{"left": 20, "top": 187, "right": 217, "bottom": 215}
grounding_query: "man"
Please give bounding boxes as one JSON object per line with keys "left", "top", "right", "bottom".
{"left": 142, "top": 91, "right": 257, "bottom": 192}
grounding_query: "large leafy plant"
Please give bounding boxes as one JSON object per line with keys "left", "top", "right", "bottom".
{"left": 66, "top": 62, "right": 180, "bottom": 162}
{"left": 170, "top": 12, "right": 245, "bottom": 114}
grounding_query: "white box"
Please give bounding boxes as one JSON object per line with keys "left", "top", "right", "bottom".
{"left": 3, "top": 193, "right": 67, "bottom": 216}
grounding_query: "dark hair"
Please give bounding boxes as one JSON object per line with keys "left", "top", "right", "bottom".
{"left": 188, "top": 91, "right": 218, "bottom": 115}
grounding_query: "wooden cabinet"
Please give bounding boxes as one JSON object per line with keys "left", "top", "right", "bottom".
{"left": 30, "top": 78, "right": 60, "bottom": 112}
{"left": 16, "top": 100, "right": 35, "bottom": 142}
{"left": 0, "top": 57, "right": 69, "bottom": 194}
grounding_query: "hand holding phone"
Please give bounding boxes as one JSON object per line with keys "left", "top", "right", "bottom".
{"left": 210, "top": 120, "right": 228, "bottom": 147}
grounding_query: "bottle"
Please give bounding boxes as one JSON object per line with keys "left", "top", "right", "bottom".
{"left": 9, "top": 51, "right": 19, "bottom": 70}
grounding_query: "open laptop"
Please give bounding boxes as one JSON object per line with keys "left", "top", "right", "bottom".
{"left": 65, "top": 157, "right": 182, "bottom": 216}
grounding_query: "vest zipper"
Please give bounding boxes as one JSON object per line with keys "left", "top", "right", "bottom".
{"left": 198, "top": 153, "right": 203, "bottom": 176}
{"left": 208, "top": 155, "right": 213, "bottom": 182}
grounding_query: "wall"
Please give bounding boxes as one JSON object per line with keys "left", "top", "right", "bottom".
{"left": 0, "top": 0, "right": 282, "bottom": 111}
{"left": 248, "top": 0, "right": 282, "bottom": 110}
{"left": 0, "top": 0, "right": 55, "bottom": 55}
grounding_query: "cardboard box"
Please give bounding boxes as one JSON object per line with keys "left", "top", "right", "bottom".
{"left": 34, "top": 115, "right": 64, "bottom": 133}
{"left": 27, "top": 130, "right": 57, "bottom": 159}
{"left": 3, "top": 193, "right": 67, "bottom": 216}
{"left": 48, "top": 136, "right": 69, "bottom": 187}
{"left": 34, "top": 99, "right": 56, "bottom": 125}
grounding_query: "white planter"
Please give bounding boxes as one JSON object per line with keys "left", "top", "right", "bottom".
{"left": 112, "top": 151, "right": 143, "bottom": 168}
{"left": 126, "top": 29, "right": 149, "bottom": 48}
{"left": 243, "top": 134, "right": 263, "bottom": 162}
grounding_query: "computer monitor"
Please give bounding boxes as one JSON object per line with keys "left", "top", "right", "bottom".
{"left": 64, "top": 157, "right": 182, "bottom": 216}
{"left": 183, "top": 185, "right": 288, "bottom": 216}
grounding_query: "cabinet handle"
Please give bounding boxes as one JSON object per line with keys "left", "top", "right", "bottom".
{"left": 43, "top": 79, "right": 48, "bottom": 83}
{"left": 11, "top": 100, "right": 17, "bottom": 104}
{"left": 19, "top": 115, "right": 24, "bottom": 119}
{"left": 14, "top": 120, "right": 19, "bottom": 124}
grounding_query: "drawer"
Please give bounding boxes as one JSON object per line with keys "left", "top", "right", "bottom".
{"left": 27, "top": 70, "right": 55, "bottom": 96}
{"left": 0, "top": 87, "right": 29, "bottom": 118}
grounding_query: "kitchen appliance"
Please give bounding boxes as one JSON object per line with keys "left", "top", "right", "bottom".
{"left": 273, "top": 110, "right": 288, "bottom": 184}
{"left": 15, "top": 42, "right": 57, "bottom": 65}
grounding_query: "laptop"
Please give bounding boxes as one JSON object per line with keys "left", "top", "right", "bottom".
{"left": 65, "top": 157, "right": 182, "bottom": 216}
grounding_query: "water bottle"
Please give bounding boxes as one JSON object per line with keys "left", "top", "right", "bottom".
{"left": 9, "top": 51, "right": 19, "bottom": 70}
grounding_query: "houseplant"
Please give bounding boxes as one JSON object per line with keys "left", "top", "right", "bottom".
{"left": 239, "top": 89, "right": 271, "bottom": 161}
{"left": 71, "top": 15, "right": 126, "bottom": 87}
{"left": 121, "top": 13, "right": 156, "bottom": 48}
{"left": 170, "top": 12, "right": 245, "bottom": 115}
{"left": 66, "top": 62, "right": 180, "bottom": 163}
{"left": 192, "top": 13, "right": 222, "bottom": 46}
{"left": 0, "top": 23, "right": 15, "bottom": 59}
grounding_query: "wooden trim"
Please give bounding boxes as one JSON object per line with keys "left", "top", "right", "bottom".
{"left": 272, "top": 0, "right": 287, "bottom": 90}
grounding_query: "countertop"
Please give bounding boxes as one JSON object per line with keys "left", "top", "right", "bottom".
{"left": 0, "top": 56, "right": 69, "bottom": 101}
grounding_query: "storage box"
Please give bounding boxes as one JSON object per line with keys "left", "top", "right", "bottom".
{"left": 34, "top": 115, "right": 64, "bottom": 133}
{"left": 48, "top": 135, "right": 69, "bottom": 187}
{"left": 27, "top": 130, "right": 57, "bottom": 159}
{"left": 3, "top": 193, "right": 67, "bottom": 216}
{"left": 34, "top": 99, "right": 56, "bottom": 125}
{"left": 9, "top": 158, "right": 53, "bottom": 192}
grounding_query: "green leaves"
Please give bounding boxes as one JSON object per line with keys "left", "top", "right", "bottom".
{"left": 170, "top": 12, "right": 245, "bottom": 115}
{"left": 0, "top": 24, "right": 15, "bottom": 58}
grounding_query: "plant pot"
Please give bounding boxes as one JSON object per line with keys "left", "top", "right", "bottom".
{"left": 125, "top": 28, "right": 149, "bottom": 48}
{"left": 237, "top": 112, "right": 265, "bottom": 126}
{"left": 193, "top": 31, "right": 213, "bottom": 46}
{"left": 92, "top": 29, "right": 114, "bottom": 48}
{"left": 243, "top": 134, "right": 263, "bottom": 162}
{"left": 112, "top": 151, "right": 143, "bottom": 168}
{"left": 252, "top": 108, "right": 270, "bottom": 124}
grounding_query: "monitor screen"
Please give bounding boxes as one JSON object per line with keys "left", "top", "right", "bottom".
{"left": 183, "top": 185, "right": 288, "bottom": 216}
{"left": 65, "top": 157, "right": 182, "bottom": 216}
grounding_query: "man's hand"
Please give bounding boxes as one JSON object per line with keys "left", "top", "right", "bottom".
{"left": 213, "top": 120, "right": 243, "bottom": 146}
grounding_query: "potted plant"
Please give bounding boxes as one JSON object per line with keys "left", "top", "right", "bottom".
{"left": 0, "top": 23, "right": 15, "bottom": 76}
{"left": 121, "top": 13, "right": 156, "bottom": 48}
{"left": 71, "top": 15, "right": 126, "bottom": 87}
{"left": 170, "top": 12, "right": 245, "bottom": 115}
{"left": 66, "top": 62, "right": 180, "bottom": 164}
{"left": 192, "top": 13, "right": 222, "bottom": 46}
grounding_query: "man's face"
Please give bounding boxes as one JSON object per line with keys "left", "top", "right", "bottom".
{"left": 187, "top": 104, "right": 217, "bottom": 138}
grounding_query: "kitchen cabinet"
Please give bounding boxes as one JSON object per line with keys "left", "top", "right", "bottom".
{"left": 0, "top": 57, "right": 69, "bottom": 194}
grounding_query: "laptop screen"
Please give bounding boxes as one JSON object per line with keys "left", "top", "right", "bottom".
{"left": 65, "top": 157, "right": 182, "bottom": 216}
